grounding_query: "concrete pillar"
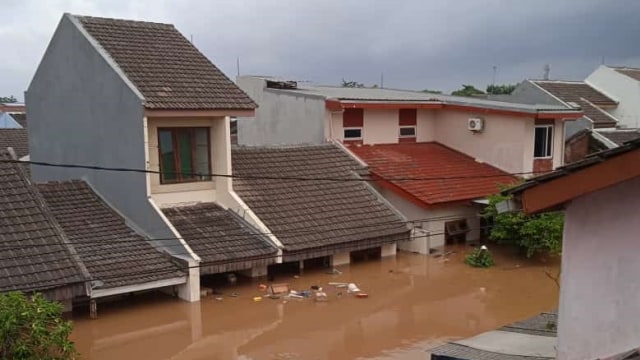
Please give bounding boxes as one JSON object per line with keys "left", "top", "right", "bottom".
{"left": 381, "top": 243, "right": 397, "bottom": 257}
{"left": 89, "top": 299, "right": 97, "bottom": 319}
{"left": 177, "top": 259, "right": 201, "bottom": 302}
{"left": 332, "top": 251, "right": 350, "bottom": 266}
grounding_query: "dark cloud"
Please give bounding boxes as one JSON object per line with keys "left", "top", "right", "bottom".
{"left": 2, "top": 0, "right": 639, "bottom": 99}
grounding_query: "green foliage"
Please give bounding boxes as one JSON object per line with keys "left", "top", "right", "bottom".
{"left": 484, "top": 192, "right": 564, "bottom": 258}
{"left": 421, "top": 89, "right": 442, "bottom": 94}
{"left": 341, "top": 79, "right": 365, "bottom": 88}
{"left": 451, "top": 84, "right": 485, "bottom": 97}
{"left": 465, "top": 247, "right": 495, "bottom": 268}
{"left": 486, "top": 84, "right": 516, "bottom": 95}
{"left": 0, "top": 292, "right": 77, "bottom": 360}
{"left": 0, "top": 95, "right": 18, "bottom": 103}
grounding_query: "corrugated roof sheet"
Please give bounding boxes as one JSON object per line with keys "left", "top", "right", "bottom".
{"left": 75, "top": 15, "right": 256, "bottom": 110}
{"left": 0, "top": 152, "right": 87, "bottom": 296}
{"left": 349, "top": 142, "right": 518, "bottom": 205}
{"left": 232, "top": 144, "right": 410, "bottom": 259}
{"left": 162, "top": 203, "right": 277, "bottom": 275}
{"left": 38, "top": 181, "right": 185, "bottom": 289}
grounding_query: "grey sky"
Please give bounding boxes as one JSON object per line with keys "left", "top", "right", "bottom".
{"left": 2, "top": 0, "right": 640, "bottom": 101}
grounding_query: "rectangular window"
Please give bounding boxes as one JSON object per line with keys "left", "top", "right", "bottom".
{"left": 399, "top": 126, "right": 416, "bottom": 138}
{"left": 158, "top": 127, "right": 211, "bottom": 184}
{"left": 344, "top": 127, "right": 363, "bottom": 140}
{"left": 534, "top": 125, "right": 553, "bottom": 158}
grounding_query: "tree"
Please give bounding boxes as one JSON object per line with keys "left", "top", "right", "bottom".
{"left": 0, "top": 95, "right": 18, "bottom": 103}
{"left": 341, "top": 79, "right": 365, "bottom": 88}
{"left": 421, "top": 89, "right": 442, "bottom": 94}
{"left": 483, "top": 192, "right": 564, "bottom": 258}
{"left": 486, "top": 84, "right": 516, "bottom": 95}
{"left": 0, "top": 292, "right": 77, "bottom": 359}
{"left": 451, "top": 84, "right": 485, "bottom": 97}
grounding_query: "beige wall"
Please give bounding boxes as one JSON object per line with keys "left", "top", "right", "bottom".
{"left": 375, "top": 186, "right": 481, "bottom": 254}
{"left": 416, "top": 109, "right": 436, "bottom": 142}
{"left": 434, "top": 110, "right": 535, "bottom": 174}
{"left": 330, "top": 110, "right": 344, "bottom": 142}
{"left": 363, "top": 109, "right": 399, "bottom": 144}
{"left": 147, "top": 117, "right": 229, "bottom": 206}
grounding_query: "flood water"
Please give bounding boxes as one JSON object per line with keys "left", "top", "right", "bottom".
{"left": 72, "top": 246, "right": 560, "bottom": 359}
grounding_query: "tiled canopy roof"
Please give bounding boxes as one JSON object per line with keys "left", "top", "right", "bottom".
{"left": 0, "top": 129, "right": 28, "bottom": 158}
{"left": 38, "top": 181, "right": 185, "bottom": 289}
{"left": 348, "top": 142, "right": 518, "bottom": 206}
{"left": 232, "top": 144, "right": 410, "bottom": 260}
{"left": 532, "top": 81, "right": 617, "bottom": 128}
{"left": 598, "top": 129, "right": 640, "bottom": 146}
{"left": 75, "top": 15, "right": 256, "bottom": 110}
{"left": 614, "top": 67, "right": 640, "bottom": 82}
{"left": 0, "top": 152, "right": 87, "bottom": 296}
{"left": 162, "top": 203, "right": 277, "bottom": 275}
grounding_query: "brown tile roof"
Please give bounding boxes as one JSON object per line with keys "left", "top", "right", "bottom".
{"left": 532, "top": 81, "right": 618, "bottom": 127}
{"left": 0, "top": 152, "right": 87, "bottom": 296}
{"left": 232, "top": 144, "right": 410, "bottom": 260}
{"left": 75, "top": 15, "right": 256, "bottom": 111}
{"left": 0, "top": 129, "right": 28, "bottom": 158}
{"left": 162, "top": 203, "right": 277, "bottom": 275}
{"left": 37, "top": 181, "right": 185, "bottom": 289}
{"left": 348, "top": 142, "right": 518, "bottom": 206}
{"left": 9, "top": 113, "right": 27, "bottom": 128}
{"left": 597, "top": 129, "right": 640, "bottom": 146}
{"left": 614, "top": 67, "right": 640, "bottom": 82}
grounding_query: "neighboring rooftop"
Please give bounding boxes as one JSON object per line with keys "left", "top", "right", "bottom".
{"left": 597, "top": 129, "right": 640, "bottom": 146}
{"left": 74, "top": 14, "right": 256, "bottom": 110}
{"left": 348, "top": 142, "right": 518, "bottom": 206}
{"left": 0, "top": 128, "right": 29, "bottom": 158}
{"left": 0, "top": 151, "right": 87, "bottom": 297}
{"left": 253, "top": 77, "right": 581, "bottom": 117}
{"left": 531, "top": 80, "right": 618, "bottom": 128}
{"left": 37, "top": 180, "right": 185, "bottom": 291}
{"left": 162, "top": 203, "right": 278, "bottom": 275}
{"left": 612, "top": 66, "right": 640, "bottom": 82}
{"left": 232, "top": 143, "right": 410, "bottom": 261}
{"left": 430, "top": 311, "right": 558, "bottom": 360}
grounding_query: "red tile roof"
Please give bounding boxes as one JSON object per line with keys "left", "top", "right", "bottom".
{"left": 348, "top": 142, "right": 518, "bottom": 206}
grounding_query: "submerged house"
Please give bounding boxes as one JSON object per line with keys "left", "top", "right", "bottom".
{"left": 506, "top": 138, "right": 640, "bottom": 360}
{"left": 236, "top": 77, "right": 581, "bottom": 252}
{"left": 0, "top": 150, "right": 186, "bottom": 313}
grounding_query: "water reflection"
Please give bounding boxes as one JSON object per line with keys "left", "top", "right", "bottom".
{"left": 72, "top": 246, "right": 559, "bottom": 359}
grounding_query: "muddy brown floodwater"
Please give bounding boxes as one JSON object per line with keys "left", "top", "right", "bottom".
{"left": 71, "top": 245, "right": 560, "bottom": 360}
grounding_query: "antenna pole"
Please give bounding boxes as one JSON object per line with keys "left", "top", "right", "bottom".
{"left": 492, "top": 65, "right": 497, "bottom": 87}
{"left": 237, "top": 57, "right": 240, "bottom": 78}
{"left": 380, "top": 72, "right": 384, "bottom": 88}
{"left": 543, "top": 64, "right": 550, "bottom": 80}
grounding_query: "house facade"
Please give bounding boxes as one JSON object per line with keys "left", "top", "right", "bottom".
{"left": 508, "top": 138, "right": 640, "bottom": 360}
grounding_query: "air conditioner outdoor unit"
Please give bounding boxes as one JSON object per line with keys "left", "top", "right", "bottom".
{"left": 468, "top": 118, "right": 484, "bottom": 131}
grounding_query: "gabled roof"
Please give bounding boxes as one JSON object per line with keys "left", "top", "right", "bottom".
{"left": 162, "top": 203, "right": 277, "bottom": 275}
{"left": 0, "top": 129, "right": 29, "bottom": 158}
{"left": 0, "top": 151, "right": 87, "bottom": 296}
{"left": 348, "top": 142, "right": 518, "bottom": 206}
{"left": 232, "top": 144, "right": 409, "bottom": 261}
{"left": 37, "top": 181, "right": 185, "bottom": 290}
{"left": 531, "top": 80, "right": 618, "bottom": 128}
{"left": 73, "top": 14, "right": 256, "bottom": 111}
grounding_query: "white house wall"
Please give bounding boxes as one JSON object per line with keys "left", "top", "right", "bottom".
{"left": 363, "top": 109, "right": 400, "bottom": 144}
{"left": 586, "top": 65, "right": 640, "bottom": 129}
{"left": 416, "top": 109, "right": 437, "bottom": 142}
{"left": 557, "top": 176, "right": 640, "bottom": 360}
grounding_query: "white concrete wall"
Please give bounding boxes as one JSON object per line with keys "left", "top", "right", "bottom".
{"left": 236, "top": 76, "right": 326, "bottom": 145}
{"left": 363, "top": 109, "right": 399, "bottom": 144}
{"left": 381, "top": 243, "right": 397, "bottom": 257}
{"left": 375, "top": 186, "right": 481, "bottom": 254}
{"left": 586, "top": 65, "right": 640, "bottom": 129}
{"left": 332, "top": 251, "right": 350, "bottom": 266}
{"left": 557, "top": 176, "right": 640, "bottom": 360}
{"left": 434, "top": 110, "right": 537, "bottom": 174}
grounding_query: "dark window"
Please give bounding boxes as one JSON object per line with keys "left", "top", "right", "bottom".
{"left": 158, "top": 127, "right": 211, "bottom": 183}
{"left": 399, "top": 126, "right": 416, "bottom": 137}
{"left": 344, "top": 128, "right": 363, "bottom": 139}
{"left": 534, "top": 126, "right": 553, "bottom": 158}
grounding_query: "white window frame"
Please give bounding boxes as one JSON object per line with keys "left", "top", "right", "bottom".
{"left": 343, "top": 127, "right": 363, "bottom": 140}
{"left": 399, "top": 125, "right": 417, "bottom": 138}
{"left": 534, "top": 125, "right": 553, "bottom": 159}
